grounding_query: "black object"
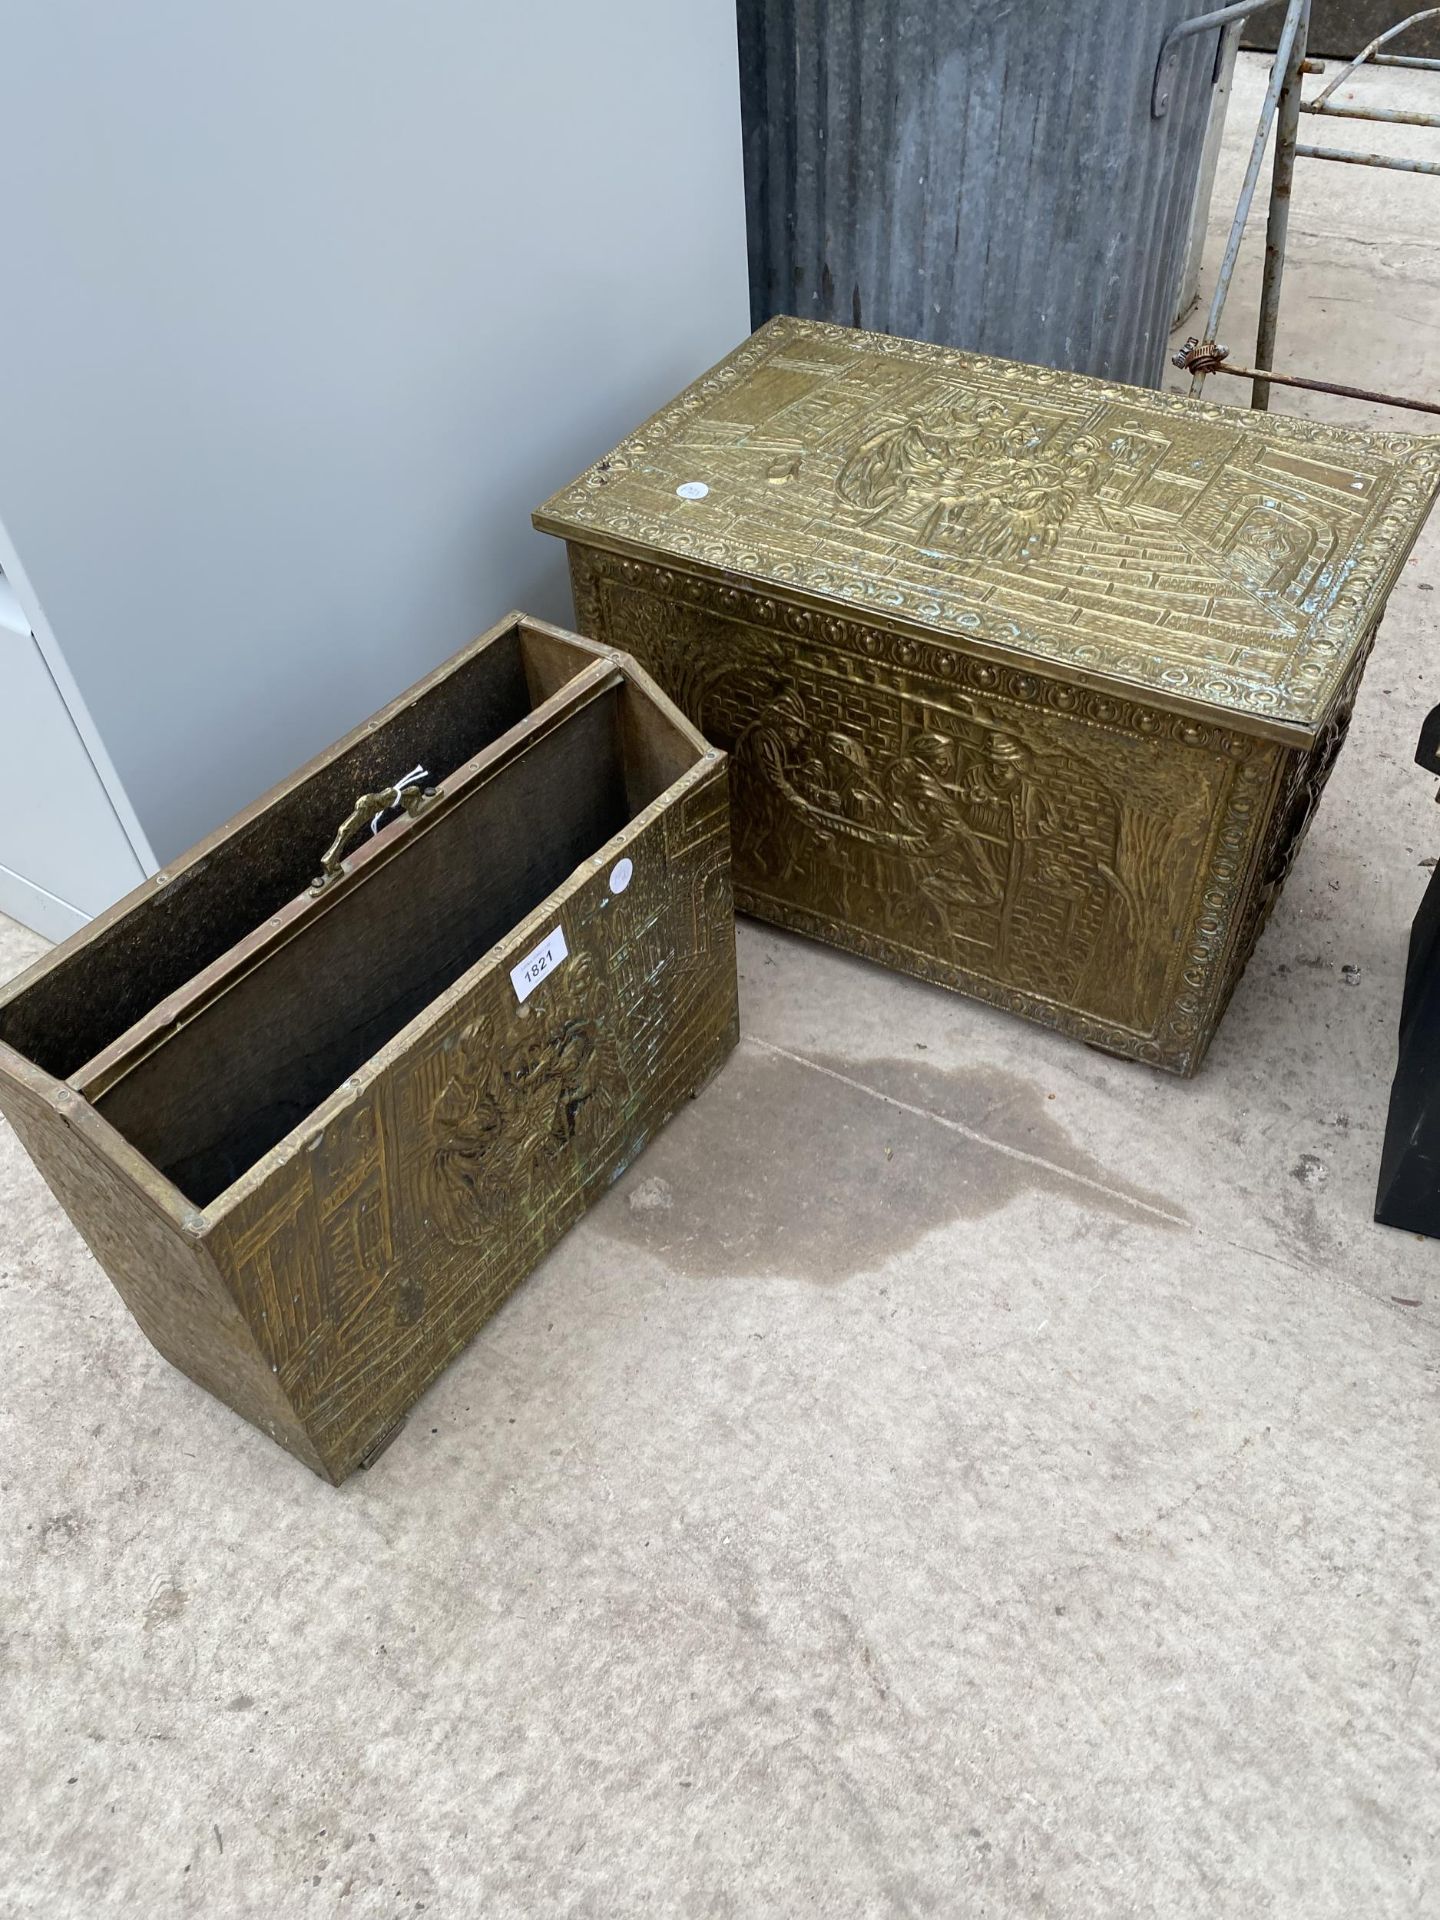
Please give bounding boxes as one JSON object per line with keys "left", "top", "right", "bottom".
{"left": 1375, "top": 704, "right": 1440, "bottom": 1237}
{"left": 1244, "top": 3, "right": 1440, "bottom": 60}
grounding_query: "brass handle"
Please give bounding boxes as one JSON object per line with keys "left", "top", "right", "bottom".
{"left": 310, "top": 776, "right": 439, "bottom": 894}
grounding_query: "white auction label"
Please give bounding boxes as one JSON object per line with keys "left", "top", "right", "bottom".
{"left": 675, "top": 480, "right": 709, "bottom": 500}
{"left": 510, "top": 925, "right": 569, "bottom": 1003}
{"left": 609, "top": 857, "right": 634, "bottom": 895}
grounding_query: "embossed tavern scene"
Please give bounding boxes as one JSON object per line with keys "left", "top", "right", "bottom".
{"left": 537, "top": 317, "right": 1440, "bottom": 1075}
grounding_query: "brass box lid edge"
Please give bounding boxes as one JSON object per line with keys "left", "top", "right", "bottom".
{"left": 535, "top": 315, "right": 1440, "bottom": 742}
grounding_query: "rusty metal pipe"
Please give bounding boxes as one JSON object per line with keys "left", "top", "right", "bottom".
{"left": 1301, "top": 100, "right": 1440, "bottom": 128}
{"left": 1295, "top": 142, "right": 1440, "bottom": 174}
{"left": 1205, "top": 357, "right": 1440, "bottom": 416}
{"left": 1189, "top": 0, "right": 1311, "bottom": 397}
{"left": 1253, "top": 0, "right": 1309, "bottom": 410}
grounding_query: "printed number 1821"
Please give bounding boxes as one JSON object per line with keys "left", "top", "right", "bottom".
{"left": 510, "top": 925, "right": 570, "bottom": 1004}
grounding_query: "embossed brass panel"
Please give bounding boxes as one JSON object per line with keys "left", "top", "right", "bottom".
{"left": 535, "top": 318, "right": 1440, "bottom": 1074}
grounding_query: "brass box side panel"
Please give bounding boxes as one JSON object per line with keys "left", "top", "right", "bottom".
{"left": 1211, "top": 632, "right": 1374, "bottom": 1029}
{"left": 571, "top": 546, "right": 1284, "bottom": 1076}
{"left": 205, "top": 763, "right": 738, "bottom": 1483}
{"left": 0, "top": 1058, "right": 325, "bottom": 1477}
{"left": 536, "top": 315, "right": 1440, "bottom": 737}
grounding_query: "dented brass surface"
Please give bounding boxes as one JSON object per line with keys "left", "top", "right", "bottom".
{"left": 538, "top": 319, "right": 1440, "bottom": 1074}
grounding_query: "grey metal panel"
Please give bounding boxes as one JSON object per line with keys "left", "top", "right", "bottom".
{"left": 0, "top": 621, "right": 145, "bottom": 935}
{"left": 0, "top": 6, "right": 749, "bottom": 868}
{"left": 1176, "top": 20, "right": 1243, "bottom": 325}
{"left": 740, "top": 0, "right": 1223, "bottom": 388}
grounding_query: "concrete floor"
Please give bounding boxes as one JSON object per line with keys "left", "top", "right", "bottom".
{"left": 4, "top": 54, "right": 1440, "bottom": 1920}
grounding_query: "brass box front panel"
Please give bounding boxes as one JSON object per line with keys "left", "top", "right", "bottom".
{"left": 570, "top": 547, "right": 1315, "bottom": 1077}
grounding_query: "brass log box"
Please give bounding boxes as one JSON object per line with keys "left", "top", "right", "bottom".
{"left": 535, "top": 317, "right": 1440, "bottom": 1075}
{"left": 0, "top": 615, "right": 738, "bottom": 1482}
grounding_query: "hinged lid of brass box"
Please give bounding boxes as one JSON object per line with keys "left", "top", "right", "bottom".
{"left": 536, "top": 316, "right": 1440, "bottom": 746}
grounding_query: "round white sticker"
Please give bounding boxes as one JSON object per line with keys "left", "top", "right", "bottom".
{"left": 609, "top": 857, "right": 634, "bottom": 896}
{"left": 675, "top": 481, "right": 709, "bottom": 501}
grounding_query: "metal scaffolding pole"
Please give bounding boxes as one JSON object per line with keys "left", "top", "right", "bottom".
{"left": 1252, "top": 0, "right": 1310, "bottom": 408}
{"left": 1176, "top": 0, "right": 1439, "bottom": 419}
{"left": 1187, "top": 0, "right": 1310, "bottom": 396}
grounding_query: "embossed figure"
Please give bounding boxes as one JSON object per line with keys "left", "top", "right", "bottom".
{"left": 837, "top": 412, "right": 1105, "bottom": 561}
{"left": 732, "top": 690, "right": 818, "bottom": 882}
{"left": 430, "top": 1030, "right": 509, "bottom": 1238}
{"left": 735, "top": 697, "right": 1015, "bottom": 942}
{"left": 836, "top": 404, "right": 1020, "bottom": 542}
{"left": 958, "top": 736, "right": 1059, "bottom": 848}
{"left": 884, "top": 734, "right": 1007, "bottom": 926}
{"left": 808, "top": 727, "right": 917, "bottom": 900}
{"left": 949, "top": 435, "right": 1105, "bottom": 562}
{"left": 822, "top": 730, "right": 884, "bottom": 818}
{"left": 429, "top": 956, "right": 626, "bottom": 1244}
{"left": 954, "top": 734, "right": 1067, "bottom": 959}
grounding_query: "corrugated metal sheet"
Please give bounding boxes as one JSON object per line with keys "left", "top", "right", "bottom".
{"left": 739, "top": 0, "right": 1223, "bottom": 388}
